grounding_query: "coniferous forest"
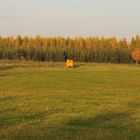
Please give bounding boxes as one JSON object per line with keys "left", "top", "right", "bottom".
{"left": 0, "top": 35, "right": 140, "bottom": 63}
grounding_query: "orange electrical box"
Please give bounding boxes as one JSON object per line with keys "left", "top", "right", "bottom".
{"left": 66, "top": 59, "right": 74, "bottom": 68}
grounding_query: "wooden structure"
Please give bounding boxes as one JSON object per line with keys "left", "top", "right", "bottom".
{"left": 20, "top": 56, "right": 27, "bottom": 61}
{"left": 66, "top": 59, "right": 74, "bottom": 68}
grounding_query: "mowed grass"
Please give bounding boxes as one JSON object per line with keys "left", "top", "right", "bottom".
{"left": 0, "top": 61, "right": 140, "bottom": 140}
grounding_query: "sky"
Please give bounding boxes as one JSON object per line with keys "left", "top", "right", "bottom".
{"left": 0, "top": 0, "right": 140, "bottom": 39}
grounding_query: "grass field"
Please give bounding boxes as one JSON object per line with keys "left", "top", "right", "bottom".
{"left": 0, "top": 61, "right": 140, "bottom": 140}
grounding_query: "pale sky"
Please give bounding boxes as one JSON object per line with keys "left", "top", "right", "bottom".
{"left": 0, "top": 0, "right": 140, "bottom": 39}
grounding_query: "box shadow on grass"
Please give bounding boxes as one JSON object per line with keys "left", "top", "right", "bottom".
{"left": 1, "top": 109, "right": 140, "bottom": 140}
{"left": 45, "top": 110, "right": 140, "bottom": 140}
{"left": 66, "top": 111, "right": 131, "bottom": 130}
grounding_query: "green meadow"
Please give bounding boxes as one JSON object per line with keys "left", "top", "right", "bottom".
{"left": 0, "top": 61, "right": 140, "bottom": 140}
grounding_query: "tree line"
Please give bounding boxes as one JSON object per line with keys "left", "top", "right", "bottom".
{"left": 0, "top": 35, "right": 140, "bottom": 63}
